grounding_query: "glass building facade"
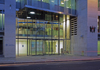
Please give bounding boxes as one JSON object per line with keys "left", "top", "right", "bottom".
{"left": 16, "top": 8, "right": 71, "bottom": 56}
{"left": 16, "top": 0, "right": 76, "bottom": 15}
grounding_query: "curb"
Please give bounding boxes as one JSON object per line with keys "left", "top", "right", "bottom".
{"left": 0, "top": 58, "right": 100, "bottom": 64}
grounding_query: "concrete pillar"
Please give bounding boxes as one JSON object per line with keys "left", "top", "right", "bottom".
{"left": 3, "top": 0, "right": 16, "bottom": 57}
{"left": 87, "top": 0, "right": 98, "bottom": 56}
{"left": 71, "top": 0, "right": 98, "bottom": 56}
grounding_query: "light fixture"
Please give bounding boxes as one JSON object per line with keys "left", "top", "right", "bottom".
{"left": 27, "top": 17, "right": 31, "bottom": 19}
{"left": 61, "top": 1, "right": 64, "bottom": 4}
{"left": 97, "top": 19, "right": 99, "bottom": 22}
{"left": 51, "top": 0, "right": 54, "bottom": 2}
{"left": 52, "top": 1, "right": 54, "bottom": 2}
{"left": 58, "top": 12, "right": 62, "bottom": 14}
{"left": 30, "top": 12, "right": 35, "bottom": 14}
{"left": 65, "top": 0, "right": 68, "bottom": 1}
{"left": 61, "top": 3, "right": 64, "bottom": 4}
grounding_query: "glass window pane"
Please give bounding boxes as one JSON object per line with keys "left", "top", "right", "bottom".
{"left": 50, "top": 0, "right": 59, "bottom": 11}
{"left": 53, "top": 24, "right": 58, "bottom": 39}
{"left": 0, "top": 14, "right": 2, "bottom": 30}
{"left": 45, "top": 22, "right": 51, "bottom": 39}
{"left": 42, "top": 0, "right": 50, "bottom": 3}
{"left": 71, "top": 0, "right": 76, "bottom": 15}
{"left": 60, "top": 0, "right": 64, "bottom": 7}
{"left": 18, "top": 19, "right": 28, "bottom": 38}
{"left": 0, "top": 10, "right": 4, "bottom": 30}
{"left": 28, "top": 19, "right": 33, "bottom": 37}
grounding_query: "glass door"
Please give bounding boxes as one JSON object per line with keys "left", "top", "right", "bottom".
{"left": 29, "top": 40, "right": 36, "bottom": 55}
{"left": 28, "top": 39, "right": 43, "bottom": 55}
{"left": 37, "top": 40, "right": 43, "bottom": 55}
{"left": 28, "top": 39, "right": 66, "bottom": 55}
{"left": 45, "top": 40, "right": 58, "bottom": 55}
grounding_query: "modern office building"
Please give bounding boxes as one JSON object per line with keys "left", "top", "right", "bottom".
{"left": 0, "top": 0, "right": 99, "bottom": 57}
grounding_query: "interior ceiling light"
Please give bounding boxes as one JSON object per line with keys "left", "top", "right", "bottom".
{"left": 30, "top": 12, "right": 35, "bottom": 14}
{"left": 61, "top": 1, "right": 64, "bottom": 4}
{"left": 58, "top": 12, "right": 62, "bottom": 14}
{"left": 65, "top": 0, "right": 68, "bottom": 1}
{"left": 61, "top": 2, "right": 64, "bottom": 4}
{"left": 27, "top": 17, "right": 31, "bottom": 19}
{"left": 52, "top": 1, "right": 54, "bottom": 2}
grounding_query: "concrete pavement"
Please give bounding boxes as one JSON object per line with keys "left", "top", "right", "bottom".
{"left": 0, "top": 55, "right": 100, "bottom": 64}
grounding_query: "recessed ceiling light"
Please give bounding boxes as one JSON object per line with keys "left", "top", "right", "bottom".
{"left": 61, "top": 1, "right": 64, "bottom": 4}
{"left": 61, "top": 2, "right": 64, "bottom": 4}
{"left": 30, "top": 12, "right": 35, "bottom": 14}
{"left": 52, "top": 1, "right": 54, "bottom": 2}
{"left": 27, "top": 17, "right": 31, "bottom": 19}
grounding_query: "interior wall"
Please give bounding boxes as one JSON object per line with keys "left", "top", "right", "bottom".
{"left": 16, "top": 39, "right": 27, "bottom": 56}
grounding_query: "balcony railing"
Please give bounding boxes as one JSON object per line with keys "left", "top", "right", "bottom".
{"left": 16, "top": 0, "right": 76, "bottom": 15}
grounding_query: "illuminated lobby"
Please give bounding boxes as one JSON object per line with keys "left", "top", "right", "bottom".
{"left": 0, "top": 0, "right": 100, "bottom": 57}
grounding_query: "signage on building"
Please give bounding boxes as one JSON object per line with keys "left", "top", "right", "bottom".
{"left": 90, "top": 26, "right": 96, "bottom": 33}
{"left": 6, "top": 44, "right": 15, "bottom": 46}
{"left": 22, "top": 45, "right": 24, "bottom": 47}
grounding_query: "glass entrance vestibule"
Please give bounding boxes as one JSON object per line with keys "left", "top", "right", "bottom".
{"left": 16, "top": 39, "right": 70, "bottom": 56}
{"left": 16, "top": 18, "right": 71, "bottom": 56}
{"left": 16, "top": 8, "right": 71, "bottom": 56}
{"left": 28, "top": 39, "right": 59, "bottom": 55}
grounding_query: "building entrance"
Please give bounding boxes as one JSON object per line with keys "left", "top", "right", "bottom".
{"left": 16, "top": 39, "right": 71, "bottom": 56}
{"left": 28, "top": 40, "right": 43, "bottom": 55}
{"left": 28, "top": 39, "right": 63, "bottom": 56}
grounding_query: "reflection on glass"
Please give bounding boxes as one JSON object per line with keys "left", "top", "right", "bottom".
{"left": 45, "top": 40, "right": 58, "bottom": 55}
{"left": 28, "top": 19, "right": 33, "bottom": 37}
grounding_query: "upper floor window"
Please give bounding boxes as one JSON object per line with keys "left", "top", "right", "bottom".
{"left": 99, "top": 0, "right": 100, "bottom": 11}
{"left": 42, "top": 0, "right": 50, "bottom": 3}
{"left": 0, "top": 0, "right": 5, "bottom": 4}
{"left": 0, "top": 10, "right": 5, "bottom": 30}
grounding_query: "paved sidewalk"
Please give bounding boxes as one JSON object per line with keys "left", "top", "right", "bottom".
{"left": 0, "top": 55, "right": 100, "bottom": 64}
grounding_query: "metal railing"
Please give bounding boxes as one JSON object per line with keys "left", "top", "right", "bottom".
{"left": 16, "top": 0, "right": 76, "bottom": 15}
